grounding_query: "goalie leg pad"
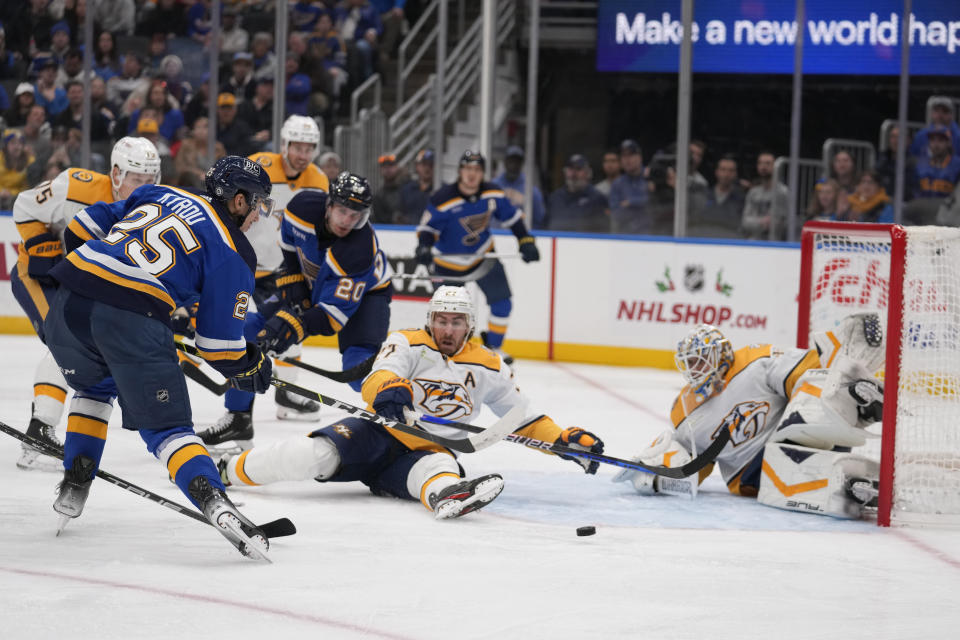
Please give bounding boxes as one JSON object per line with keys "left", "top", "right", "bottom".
{"left": 770, "top": 369, "right": 877, "bottom": 449}
{"left": 758, "top": 442, "right": 879, "bottom": 519}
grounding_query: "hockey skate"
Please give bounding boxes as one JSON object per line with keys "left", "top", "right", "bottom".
{"left": 53, "top": 455, "right": 96, "bottom": 535}
{"left": 480, "top": 331, "right": 514, "bottom": 366}
{"left": 188, "top": 476, "right": 269, "bottom": 561}
{"left": 17, "top": 417, "right": 63, "bottom": 472}
{"left": 429, "top": 473, "right": 504, "bottom": 520}
{"left": 274, "top": 388, "right": 321, "bottom": 422}
{"left": 846, "top": 477, "right": 880, "bottom": 510}
{"left": 197, "top": 410, "right": 253, "bottom": 454}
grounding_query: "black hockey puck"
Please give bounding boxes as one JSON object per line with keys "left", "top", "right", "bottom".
{"left": 576, "top": 526, "right": 596, "bottom": 537}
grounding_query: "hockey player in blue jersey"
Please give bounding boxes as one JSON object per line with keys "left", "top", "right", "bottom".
{"left": 197, "top": 171, "right": 393, "bottom": 451}
{"left": 415, "top": 150, "right": 539, "bottom": 364}
{"left": 42, "top": 156, "right": 276, "bottom": 560}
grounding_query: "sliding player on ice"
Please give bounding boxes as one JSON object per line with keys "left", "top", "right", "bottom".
{"left": 42, "top": 156, "right": 276, "bottom": 559}
{"left": 219, "top": 286, "right": 605, "bottom": 519}
{"left": 615, "top": 316, "right": 886, "bottom": 519}
{"left": 10, "top": 137, "right": 161, "bottom": 471}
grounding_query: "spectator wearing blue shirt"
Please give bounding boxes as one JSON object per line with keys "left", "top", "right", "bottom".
{"left": 285, "top": 53, "right": 313, "bottom": 117}
{"left": 910, "top": 98, "right": 960, "bottom": 160}
{"left": 547, "top": 154, "right": 609, "bottom": 233}
{"left": 398, "top": 148, "right": 435, "bottom": 225}
{"left": 843, "top": 169, "right": 894, "bottom": 224}
{"left": 493, "top": 145, "right": 546, "bottom": 229}
{"left": 369, "top": 0, "right": 406, "bottom": 60}
{"left": 334, "top": 0, "right": 383, "bottom": 82}
{"left": 911, "top": 125, "right": 960, "bottom": 201}
{"left": 33, "top": 57, "right": 69, "bottom": 119}
{"left": 609, "top": 138, "right": 649, "bottom": 234}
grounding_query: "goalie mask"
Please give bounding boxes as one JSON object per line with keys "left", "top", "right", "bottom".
{"left": 675, "top": 324, "right": 734, "bottom": 398}
{"left": 426, "top": 286, "right": 476, "bottom": 354}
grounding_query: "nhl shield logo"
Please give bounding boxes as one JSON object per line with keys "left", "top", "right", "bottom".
{"left": 156, "top": 389, "right": 170, "bottom": 403}
{"left": 684, "top": 265, "right": 705, "bottom": 292}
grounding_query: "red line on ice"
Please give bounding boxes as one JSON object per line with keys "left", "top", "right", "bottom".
{"left": 0, "top": 565, "right": 415, "bottom": 639}
{"left": 892, "top": 530, "right": 960, "bottom": 572}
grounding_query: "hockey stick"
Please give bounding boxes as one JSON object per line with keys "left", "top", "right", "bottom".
{"left": 436, "top": 420, "right": 731, "bottom": 478}
{"left": 391, "top": 256, "right": 498, "bottom": 283}
{"left": 173, "top": 340, "right": 521, "bottom": 452}
{"left": 0, "top": 420, "right": 296, "bottom": 539}
{"left": 180, "top": 360, "right": 230, "bottom": 396}
{"left": 279, "top": 353, "right": 376, "bottom": 383}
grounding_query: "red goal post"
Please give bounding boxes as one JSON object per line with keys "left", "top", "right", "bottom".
{"left": 798, "top": 221, "right": 960, "bottom": 527}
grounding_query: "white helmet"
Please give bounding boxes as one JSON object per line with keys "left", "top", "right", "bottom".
{"left": 674, "top": 324, "right": 734, "bottom": 397}
{"left": 280, "top": 115, "right": 320, "bottom": 161}
{"left": 110, "top": 136, "right": 161, "bottom": 197}
{"left": 426, "top": 286, "right": 476, "bottom": 346}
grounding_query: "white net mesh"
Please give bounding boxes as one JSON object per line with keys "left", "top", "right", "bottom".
{"left": 806, "top": 225, "right": 960, "bottom": 525}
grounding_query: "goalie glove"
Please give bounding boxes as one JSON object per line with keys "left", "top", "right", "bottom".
{"left": 24, "top": 231, "right": 64, "bottom": 284}
{"left": 556, "top": 427, "right": 604, "bottom": 474}
{"left": 257, "top": 308, "right": 306, "bottom": 356}
{"left": 372, "top": 377, "right": 414, "bottom": 423}
{"left": 849, "top": 378, "right": 884, "bottom": 424}
{"left": 228, "top": 344, "right": 273, "bottom": 393}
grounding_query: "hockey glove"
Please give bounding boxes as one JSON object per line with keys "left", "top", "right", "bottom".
{"left": 275, "top": 270, "right": 312, "bottom": 313}
{"left": 555, "top": 427, "right": 604, "bottom": 474}
{"left": 849, "top": 379, "right": 884, "bottom": 424}
{"left": 518, "top": 236, "right": 539, "bottom": 263}
{"left": 229, "top": 344, "right": 273, "bottom": 393}
{"left": 170, "top": 306, "right": 196, "bottom": 340}
{"left": 257, "top": 309, "right": 306, "bottom": 356}
{"left": 24, "top": 232, "right": 64, "bottom": 285}
{"left": 415, "top": 243, "right": 434, "bottom": 266}
{"left": 372, "top": 377, "right": 414, "bottom": 423}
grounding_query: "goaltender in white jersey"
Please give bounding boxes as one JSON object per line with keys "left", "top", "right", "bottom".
{"left": 219, "top": 286, "right": 606, "bottom": 519}
{"left": 616, "top": 315, "right": 886, "bottom": 519}
{"left": 10, "top": 137, "right": 161, "bottom": 470}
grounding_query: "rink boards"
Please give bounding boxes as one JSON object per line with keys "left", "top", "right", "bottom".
{"left": 0, "top": 215, "right": 800, "bottom": 369}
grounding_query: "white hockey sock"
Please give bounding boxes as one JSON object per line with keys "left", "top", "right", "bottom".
{"left": 33, "top": 351, "right": 68, "bottom": 426}
{"left": 273, "top": 344, "right": 302, "bottom": 383}
{"left": 228, "top": 435, "right": 339, "bottom": 485}
{"left": 407, "top": 453, "right": 460, "bottom": 509}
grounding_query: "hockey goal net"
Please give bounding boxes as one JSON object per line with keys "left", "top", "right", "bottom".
{"left": 798, "top": 221, "right": 960, "bottom": 527}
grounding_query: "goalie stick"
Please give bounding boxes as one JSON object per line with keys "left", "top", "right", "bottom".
{"left": 172, "top": 339, "right": 520, "bottom": 453}
{"left": 435, "top": 419, "right": 731, "bottom": 478}
{"left": 0, "top": 420, "right": 296, "bottom": 539}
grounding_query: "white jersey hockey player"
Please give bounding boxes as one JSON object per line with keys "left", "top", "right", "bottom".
{"left": 615, "top": 316, "right": 886, "bottom": 519}
{"left": 10, "top": 137, "right": 161, "bottom": 471}
{"left": 218, "top": 286, "right": 606, "bottom": 519}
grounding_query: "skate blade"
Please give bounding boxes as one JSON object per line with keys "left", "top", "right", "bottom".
{"left": 276, "top": 408, "right": 321, "bottom": 422}
{"left": 55, "top": 514, "right": 73, "bottom": 536}
{"left": 204, "top": 441, "right": 252, "bottom": 456}
{"left": 435, "top": 477, "right": 505, "bottom": 520}
{"left": 218, "top": 513, "right": 270, "bottom": 562}
{"left": 17, "top": 448, "right": 63, "bottom": 473}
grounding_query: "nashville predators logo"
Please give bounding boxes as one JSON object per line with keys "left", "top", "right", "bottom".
{"left": 333, "top": 423, "right": 353, "bottom": 439}
{"left": 256, "top": 155, "right": 273, "bottom": 168}
{"left": 457, "top": 201, "right": 495, "bottom": 246}
{"left": 71, "top": 170, "right": 94, "bottom": 183}
{"left": 715, "top": 400, "right": 770, "bottom": 447}
{"left": 415, "top": 378, "right": 473, "bottom": 419}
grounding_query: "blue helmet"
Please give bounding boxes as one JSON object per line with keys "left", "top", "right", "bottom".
{"left": 458, "top": 149, "right": 485, "bottom": 171}
{"left": 328, "top": 171, "right": 373, "bottom": 229}
{"left": 204, "top": 155, "right": 273, "bottom": 222}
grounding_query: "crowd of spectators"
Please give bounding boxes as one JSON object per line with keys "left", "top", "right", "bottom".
{"left": 0, "top": 0, "right": 413, "bottom": 208}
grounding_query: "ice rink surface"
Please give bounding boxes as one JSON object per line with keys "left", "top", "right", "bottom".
{"left": 1, "top": 334, "right": 958, "bottom": 638}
